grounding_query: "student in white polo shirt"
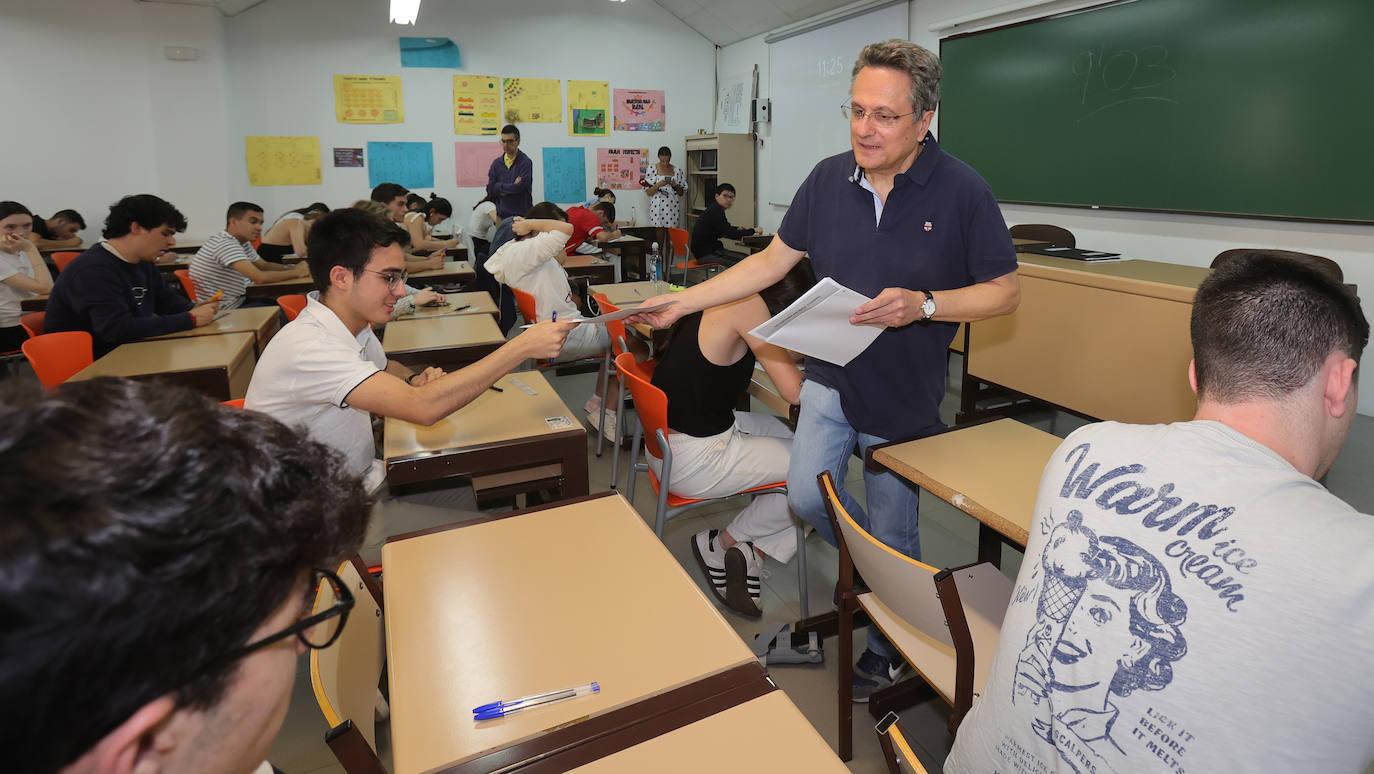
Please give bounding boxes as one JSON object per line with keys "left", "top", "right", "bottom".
{"left": 188, "top": 201, "right": 309, "bottom": 308}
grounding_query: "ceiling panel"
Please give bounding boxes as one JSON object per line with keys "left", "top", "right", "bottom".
{"left": 656, "top": 0, "right": 859, "bottom": 46}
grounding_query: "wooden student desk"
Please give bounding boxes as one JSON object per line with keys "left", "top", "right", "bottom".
{"left": 147, "top": 306, "right": 279, "bottom": 356}
{"left": 869, "top": 418, "right": 1061, "bottom": 565}
{"left": 384, "top": 371, "right": 588, "bottom": 500}
{"left": 243, "top": 260, "right": 477, "bottom": 300}
{"left": 964, "top": 255, "right": 1209, "bottom": 425}
{"left": 563, "top": 253, "right": 617, "bottom": 285}
{"left": 604, "top": 233, "right": 647, "bottom": 280}
{"left": 381, "top": 313, "right": 506, "bottom": 372}
{"left": 68, "top": 331, "right": 255, "bottom": 401}
{"left": 381, "top": 492, "right": 763, "bottom": 774}
{"left": 588, "top": 280, "right": 672, "bottom": 307}
{"left": 389, "top": 290, "right": 499, "bottom": 321}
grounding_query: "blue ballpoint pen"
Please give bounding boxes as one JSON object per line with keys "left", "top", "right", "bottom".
{"left": 473, "top": 682, "right": 600, "bottom": 721}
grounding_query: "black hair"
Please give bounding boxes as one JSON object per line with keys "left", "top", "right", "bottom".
{"left": 291, "top": 202, "right": 330, "bottom": 218}
{"left": 102, "top": 194, "right": 187, "bottom": 239}
{"left": 525, "top": 202, "right": 568, "bottom": 221}
{"left": 1192, "top": 251, "right": 1369, "bottom": 403}
{"left": 501, "top": 124, "right": 521, "bottom": 139}
{"left": 51, "top": 209, "right": 86, "bottom": 229}
{"left": 657, "top": 146, "right": 671, "bottom": 158}
{"left": 0, "top": 377, "right": 371, "bottom": 774}
{"left": 307, "top": 208, "right": 403, "bottom": 295}
{"left": 590, "top": 200, "right": 616, "bottom": 223}
{"left": 759, "top": 257, "right": 817, "bottom": 316}
{"left": 714, "top": 183, "right": 737, "bottom": 197}
{"left": 370, "top": 182, "right": 409, "bottom": 204}
{"left": 405, "top": 193, "right": 426, "bottom": 211}
{"left": 592, "top": 187, "right": 613, "bottom": 199}
{"left": 426, "top": 193, "right": 453, "bottom": 218}
{"left": 472, "top": 194, "right": 498, "bottom": 211}
{"left": 225, "top": 201, "right": 263, "bottom": 224}
{"left": 0, "top": 201, "right": 33, "bottom": 221}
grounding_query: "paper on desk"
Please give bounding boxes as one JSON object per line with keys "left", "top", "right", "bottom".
{"left": 747, "top": 277, "right": 881, "bottom": 366}
{"left": 519, "top": 300, "right": 676, "bottom": 327}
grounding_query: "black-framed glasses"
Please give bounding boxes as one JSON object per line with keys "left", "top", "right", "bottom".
{"left": 840, "top": 103, "right": 916, "bottom": 128}
{"left": 363, "top": 268, "right": 408, "bottom": 290}
{"left": 197, "top": 568, "right": 354, "bottom": 676}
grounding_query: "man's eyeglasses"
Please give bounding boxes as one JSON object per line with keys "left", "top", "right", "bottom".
{"left": 196, "top": 568, "right": 354, "bottom": 676}
{"left": 840, "top": 103, "right": 916, "bottom": 128}
{"left": 363, "top": 269, "right": 409, "bottom": 290}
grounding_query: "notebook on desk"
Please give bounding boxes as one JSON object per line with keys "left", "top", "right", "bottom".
{"left": 1020, "top": 245, "right": 1122, "bottom": 261}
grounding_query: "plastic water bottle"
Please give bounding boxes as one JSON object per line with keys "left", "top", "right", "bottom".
{"left": 648, "top": 241, "right": 662, "bottom": 293}
{"left": 629, "top": 206, "right": 638, "bottom": 226}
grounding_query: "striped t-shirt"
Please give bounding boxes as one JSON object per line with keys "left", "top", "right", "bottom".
{"left": 188, "top": 230, "right": 258, "bottom": 309}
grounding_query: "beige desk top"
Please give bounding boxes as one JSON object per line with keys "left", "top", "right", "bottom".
{"left": 381, "top": 313, "right": 505, "bottom": 356}
{"left": 147, "top": 307, "right": 276, "bottom": 344}
{"left": 607, "top": 234, "right": 645, "bottom": 244}
{"left": 389, "top": 291, "right": 498, "bottom": 321}
{"left": 381, "top": 493, "right": 757, "bottom": 774}
{"left": 70, "top": 332, "right": 255, "bottom": 380}
{"left": 589, "top": 280, "right": 675, "bottom": 307}
{"left": 564, "top": 254, "right": 615, "bottom": 269}
{"left": 871, "top": 419, "right": 1061, "bottom": 547}
{"left": 384, "top": 371, "right": 576, "bottom": 461}
{"left": 567, "top": 691, "right": 847, "bottom": 773}
{"left": 1017, "top": 255, "right": 1209, "bottom": 303}
{"left": 409, "top": 259, "right": 475, "bottom": 282}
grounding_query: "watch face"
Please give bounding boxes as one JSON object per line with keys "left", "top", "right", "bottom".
{"left": 922, "top": 297, "right": 936, "bottom": 316}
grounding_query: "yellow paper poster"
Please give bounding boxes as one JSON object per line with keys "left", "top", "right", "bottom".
{"left": 334, "top": 74, "right": 404, "bottom": 124}
{"left": 568, "top": 80, "right": 609, "bottom": 137}
{"left": 245, "top": 136, "right": 321, "bottom": 186}
{"left": 453, "top": 75, "right": 501, "bottom": 135}
{"left": 502, "top": 77, "right": 561, "bottom": 123}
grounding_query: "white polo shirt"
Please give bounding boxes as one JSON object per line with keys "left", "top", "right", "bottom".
{"left": 246, "top": 291, "right": 387, "bottom": 491}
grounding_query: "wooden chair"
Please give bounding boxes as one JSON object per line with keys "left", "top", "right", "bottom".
{"left": 19, "top": 311, "right": 44, "bottom": 338}
{"left": 619, "top": 351, "right": 809, "bottom": 617}
{"left": 875, "top": 711, "right": 932, "bottom": 774}
{"left": 22, "top": 331, "right": 93, "bottom": 392}
{"left": 666, "top": 226, "right": 721, "bottom": 285}
{"left": 1009, "top": 223, "right": 1075, "bottom": 247}
{"left": 277, "top": 294, "right": 307, "bottom": 322}
{"left": 51, "top": 251, "right": 82, "bottom": 272}
{"left": 819, "top": 470, "right": 1011, "bottom": 761}
{"left": 172, "top": 269, "right": 197, "bottom": 302}
{"left": 310, "top": 556, "right": 388, "bottom": 774}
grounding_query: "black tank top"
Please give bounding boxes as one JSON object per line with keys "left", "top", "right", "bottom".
{"left": 651, "top": 312, "right": 755, "bottom": 437}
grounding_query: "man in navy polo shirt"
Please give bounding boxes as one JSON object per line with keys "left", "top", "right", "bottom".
{"left": 636, "top": 39, "right": 1020, "bottom": 698}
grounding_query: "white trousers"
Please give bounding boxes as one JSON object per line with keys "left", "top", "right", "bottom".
{"left": 556, "top": 319, "right": 609, "bottom": 362}
{"left": 649, "top": 411, "right": 798, "bottom": 562}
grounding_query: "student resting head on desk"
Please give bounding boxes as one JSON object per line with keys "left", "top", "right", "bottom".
{"left": 29, "top": 207, "right": 86, "bottom": 250}
{"left": 947, "top": 252, "right": 1374, "bottom": 774}
{"left": 0, "top": 376, "right": 371, "bottom": 774}
{"left": 257, "top": 201, "right": 328, "bottom": 261}
{"left": 402, "top": 193, "right": 460, "bottom": 254}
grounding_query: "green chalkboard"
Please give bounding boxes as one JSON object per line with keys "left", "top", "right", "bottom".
{"left": 939, "top": 0, "right": 1374, "bottom": 223}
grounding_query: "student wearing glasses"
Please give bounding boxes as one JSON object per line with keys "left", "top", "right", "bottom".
{"left": 486, "top": 124, "right": 534, "bottom": 220}
{"left": 635, "top": 39, "right": 1020, "bottom": 700}
{"left": 0, "top": 376, "right": 371, "bottom": 774}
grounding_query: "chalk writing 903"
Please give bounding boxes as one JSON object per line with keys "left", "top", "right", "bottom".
{"left": 1072, "top": 44, "right": 1178, "bottom": 117}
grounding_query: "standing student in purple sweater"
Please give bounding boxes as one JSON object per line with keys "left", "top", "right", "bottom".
{"left": 46, "top": 194, "right": 220, "bottom": 357}
{"left": 486, "top": 124, "right": 534, "bottom": 219}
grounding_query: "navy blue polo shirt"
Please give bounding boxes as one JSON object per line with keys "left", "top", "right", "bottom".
{"left": 777, "top": 133, "right": 1017, "bottom": 438}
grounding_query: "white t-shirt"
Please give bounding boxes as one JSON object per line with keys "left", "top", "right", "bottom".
{"left": 188, "top": 230, "right": 258, "bottom": 309}
{"left": 466, "top": 201, "right": 498, "bottom": 243}
{"left": 484, "top": 229, "right": 607, "bottom": 360}
{"left": 947, "top": 420, "right": 1374, "bottom": 774}
{"left": 245, "top": 292, "right": 387, "bottom": 492}
{"left": 0, "top": 250, "right": 36, "bottom": 327}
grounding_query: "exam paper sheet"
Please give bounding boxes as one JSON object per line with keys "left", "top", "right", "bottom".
{"left": 747, "top": 277, "right": 882, "bottom": 365}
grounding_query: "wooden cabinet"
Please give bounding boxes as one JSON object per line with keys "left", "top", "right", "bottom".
{"left": 685, "top": 133, "right": 755, "bottom": 233}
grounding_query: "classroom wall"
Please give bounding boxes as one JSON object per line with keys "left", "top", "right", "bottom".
{"left": 720, "top": 0, "right": 1374, "bottom": 414}
{"left": 223, "top": 0, "right": 717, "bottom": 230}
{"left": 2, "top": 0, "right": 233, "bottom": 243}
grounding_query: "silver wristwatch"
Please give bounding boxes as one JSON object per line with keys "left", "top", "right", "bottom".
{"left": 918, "top": 289, "right": 936, "bottom": 320}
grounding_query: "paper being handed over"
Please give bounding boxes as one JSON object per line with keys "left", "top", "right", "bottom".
{"left": 748, "top": 277, "right": 882, "bottom": 366}
{"left": 519, "top": 300, "right": 677, "bottom": 327}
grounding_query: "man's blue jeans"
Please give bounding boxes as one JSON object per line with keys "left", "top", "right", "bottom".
{"left": 786, "top": 380, "right": 922, "bottom": 661}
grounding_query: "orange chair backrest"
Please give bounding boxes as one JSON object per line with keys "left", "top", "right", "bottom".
{"left": 510, "top": 286, "right": 538, "bottom": 324}
{"left": 666, "top": 227, "right": 689, "bottom": 263}
{"left": 19, "top": 311, "right": 44, "bottom": 338}
{"left": 277, "top": 294, "right": 307, "bottom": 322}
{"left": 173, "top": 269, "right": 196, "bottom": 301}
{"left": 221, "top": 398, "right": 246, "bottom": 409}
{"left": 593, "top": 294, "right": 628, "bottom": 356}
{"left": 22, "top": 331, "right": 93, "bottom": 391}
{"left": 52, "top": 252, "right": 82, "bottom": 272}
{"left": 614, "top": 351, "right": 667, "bottom": 460}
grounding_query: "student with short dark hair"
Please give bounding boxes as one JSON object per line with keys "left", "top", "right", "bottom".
{"left": 486, "top": 124, "right": 533, "bottom": 219}
{"left": 45, "top": 194, "right": 219, "bottom": 357}
{"left": 30, "top": 208, "right": 86, "bottom": 249}
{"left": 370, "top": 182, "right": 409, "bottom": 222}
{"left": 188, "top": 201, "right": 310, "bottom": 308}
{"left": 0, "top": 376, "right": 372, "bottom": 774}
{"left": 562, "top": 199, "right": 622, "bottom": 256}
{"left": 0, "top": 201, "right": 54, "bottom": 350}
{"left": 689, "top": 182, "right": 758, "bottom": 263}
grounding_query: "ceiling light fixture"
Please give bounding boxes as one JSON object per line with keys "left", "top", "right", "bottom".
{"left": 390, "top": 0, "right": 421, "bottom": 24}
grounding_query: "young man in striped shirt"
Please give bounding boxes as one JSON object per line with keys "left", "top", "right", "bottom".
{"left": 188, "top": 201, "right": 309, "bottom": 308}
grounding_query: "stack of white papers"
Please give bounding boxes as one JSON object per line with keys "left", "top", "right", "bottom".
{"left": 748, "top": 277, "right": 883, "bottom": 365}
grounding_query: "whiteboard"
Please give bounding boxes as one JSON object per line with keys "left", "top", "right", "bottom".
{"left": 766, "top": 3, "right": 910, "bottom": 206}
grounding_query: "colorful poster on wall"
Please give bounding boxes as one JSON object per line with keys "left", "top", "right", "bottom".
{"left": 367, "top": 141, "right": 434, "bottom": 188}
{"left": 455, "top": 141, "right": 504, "bottom": 187}
{"left": 453, "top": 75, "right": 501, "bottom": 136}
{"left": 568, "top": 80, "right": 609, "bottom": 137}
{"left": 502, "top": 78, "right": 561, "bottom": 123}
{"left": 399, "top": 37, "right": 460, "bottom": 68}
{"left": 613, "top": 89, "right": 665, "bottom": 132}
{"left": 333, "top": 147, "right": 364, "bottom": 167}
{"left": 245, "top": 136, "right": 321, "bottom": 186}
{"left": 595, "top": 148, "right": 648, "bottom": 190}
{"left": 334, "top": 74, "right": 404, "bottom": 124}
{"left": 542, "top": 147, "right": 586, "bottom": 203}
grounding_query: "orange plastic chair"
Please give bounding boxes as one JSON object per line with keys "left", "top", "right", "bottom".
{"left": 22, "top": 331, "right": 93, "bottom": 391}
{"left": 173, "top": 269, "right": 197, "bottom": 302}
{"left": 19, "top": 311, "right": 44, "bottom": 338}
{"left": 591, "top": 293, "right": 632, "bottom": 480}
{"left": 51, "top": 251, "right": 82, "bottom": 272}
{"left": 511, "top": 286, "right": 539, "bottom": 326}
{"left": 221, "top": 398, "right": 246, "bottom": 408}
{"left": 277, "top": 294, "right": 307, "bottom": 322}
{"left": 666, "top": 226, "right": 721, "bottom": 285}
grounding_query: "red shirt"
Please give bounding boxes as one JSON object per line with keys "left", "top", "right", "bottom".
{"left": 565, "top": 206, "right": 604, "bottom": 255}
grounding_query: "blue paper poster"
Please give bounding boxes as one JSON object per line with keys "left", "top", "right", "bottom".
{"left": 367, "top": 141, "right": 434, "bottom": 188}
{"left": 399, "top": 37, "right": 461, "bottom": 68}
{"left": 542, "top": 147, "right": 586, "bottom": 204}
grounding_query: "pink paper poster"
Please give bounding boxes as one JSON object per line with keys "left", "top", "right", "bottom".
{"left": 613, "top": 89, "right": 665, "bottom": 132}
{"left": 455, "top": 141, "right": 504, "bottom": 187}
{"left": 596, "top": 148, "right": 649, "bottom": 190}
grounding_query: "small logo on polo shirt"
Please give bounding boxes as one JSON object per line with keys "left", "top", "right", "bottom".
{"left": 923, "top": 221, "right": 933, "bottom": 232}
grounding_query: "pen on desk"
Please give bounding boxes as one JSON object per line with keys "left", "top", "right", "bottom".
{"left": 473, "top": 682, "right": 600, "bottom": 720}
{"left": 488, "top": 385, "right": 504, "bottom": 393}
{"left": 451, "top": 303, "right": 472, "bottom": 312}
